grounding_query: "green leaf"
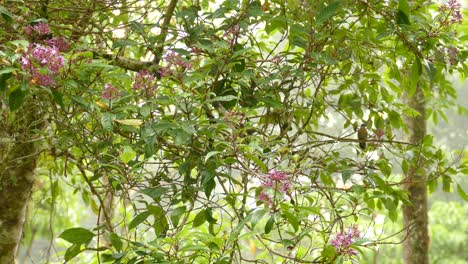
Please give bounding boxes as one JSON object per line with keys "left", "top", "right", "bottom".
{"left": 130, "top": 21, "right": 145, "bottom": 33}
{"left": 250, "top": 209, "right": 267, "bottom": 228}
{"left": 101, "top": 112, "right": 115, "bottom": 131}
{"left": 315, "top": 1, "right": 341, "bottom": 26}
{"left": 208, "top": 95, "right": 238, "bottom": 102}
{"left": 129, "top": 211, "right": 151, "bottom": 230}
{"left": 260, "top": 97, "right": 284, "bottom": 109}
{"left": 140, "top": 187, "right": 169, "bottom": 200}
{"left": 228, "top": 213, "right": 253, "bottom": 243}
{"left": 70, "top": 95, "right": 90, "bottom": 110}
{"left": 321, "top": 245, "right": 336, "bottom": 260}
{"left": 8, "top": 86, "right": 26, "bottom": 111}
{"left": 264, "top": 215, "right": 275, "bottom": 234}
{"left": 150, "top": 205, "right": 168, "bottom": 236}
{"left": 171, "top": 206, "right": 186, "bottom": 227}
{"left": 115, "top": 119, "right": 144, "bottom": 126}
{"left": 0, "top": 6, "right": 13, "bottom": 23}
{"left": 112, "top": 40, "right": 138, "bottom": 49}
{"left": 398, "top": 0, "right": 410, "bottom": 18}
{"left": 283, "top": 211, "right": 299, "bottom": 232}
{"left": 59, "top": 228, "right": 95, "bottom": 244}
{"left": 341, "top": 170, "right": 353, "bottom": 183}
{"left": 120, "top": 146, "right": 137, "bottom": 164}
{"left": 456, "top": 184, "right": 468, "bottom": 202}
{"left": 109, "top": 233, "right": 123, "bottom": 252}
{"left": 396, "top": 9, "right": 410, "bottom": 25}
{"left": 64, "top": 244, "right": 81, "bottom": 262}
{"left": 442, "top": 175, "right": 452, "bottom": 192}
{"left": 52, "top": 90, "right": 64, "bottom": 108}
{"left": 410, "top": 57, "right": 422, "bottom": 84}
{"left": 377, "top": 160, "right": 392, "bottom": 177}
{"left": 245, "top": 153, "right": 267, "bottom": 173}
{"left": 192, "top": 210, "right": 206, "bottom": 227}
{"left": 205, "top": 151, "right": 221, "bottom": 163}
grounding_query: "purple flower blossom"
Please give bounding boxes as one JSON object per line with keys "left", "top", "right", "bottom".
{"left": 258, "top": 191, "right": 273, "bottom": 207}
{"left": 158, "top": 67, "right": 172, "bottom": 78}
{"left": 25, "top": 22, "right": 51, "bottom": 36}
{"left": 102, "top": 83, "right": 120, "bottom": 100}
{"left": 439, "top": 0, "right": 463, "bottom": 24}
{"left": 447, "top": 46, "right": 459, "bottom": 65}
{"left": 133, "top": 70, "right": 157, "bottom": 95}
{"left": 45, "top": 37, "right": 71, "bottom": 52}
{"left": 165, "top": 51, "right": 192, "bottom": 69}
{"left": 261, "top": 170, "right": 292, "bottom": 193}
{"left": 331, "top": 225, "right": 361, "bottom": 257}
{"left": 20, "top": 44, "right": 65, "bottom": 87}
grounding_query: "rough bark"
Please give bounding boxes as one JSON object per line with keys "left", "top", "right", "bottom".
{"left": 402, "top": 85, "right": 429, "bottom": 264}
{"left": 0, "top": 100, "right": 45, "bottom": 263}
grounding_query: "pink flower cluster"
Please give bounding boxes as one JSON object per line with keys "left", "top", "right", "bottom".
{"left": 331, "top": 225, "right": 361, "bottom": 257}
{"left": 223, "top": 24, "right": 241, "bottom": 47}
{"left": 133, "top": 70, "right": 157, "bottom": 95}
{"left": 257, "top": 170, "right": 292, "bottom": 207}
{"left": 262, "top": 170, "right": 292, "bottom": 193}
{"left": 158, "top": 51, "right": 192, "bottom": 78}
{"left": 258, "top": 191, "right": 273, "bottom": 207}
{"left": 24, "top": 22, "right": 50, "bottom": 36}
{"left": 101, "top": 83, "right": 120, "bottom": 100}
{"left": 45, "top": 37, "right": 71, "bottom": 52}
{"left": 439, "top": 0, "right": 463, "bottom": 24}
{"left": 20, "top": 44, "right": 65, "bottom": 87}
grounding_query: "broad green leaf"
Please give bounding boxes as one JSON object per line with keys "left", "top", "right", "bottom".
{"left": 59, "top": 228, "right": 95, "bottom": 244}
{"left": 171, "top": 206, "right": 186, "bottom": 227}
{"left": 129, "top": 211, "right": 151, "bottom": 230}
{"left": 264, "top": 215, "right": 275, "bottom": 234}
{"left": 192, "top": 210, "right": 206, "bottom": 228}
{"left": 120, "top": 146, "right": 137, "bottom": 164}
{"left": 109, "top": 233, "right": 123, "bottom": 252}
{"left": 398, "top": 0, "right": 410, "bottom": 18}
{"left": 396, "top": 9, "right": 410, "bottom": 25}
{"left": 101, "top": 112, "right": 115, "bottom": 131}
{"left": 315, "top": 1, "right": 341, "bottom": 26}
{"left": 283, "top": 211, "right": 299, "bottom": 232}
{"left": 205, "top": 151, "right": 221, "bottom": 163}
{"left": 250, "top": 209, "right": 267, "bottom": 228}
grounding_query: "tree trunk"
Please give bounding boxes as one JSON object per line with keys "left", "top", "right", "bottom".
{"left": 402, "top": 85, "right": 429, "bottom": 264}
{"left": 0, "top": 100, "right": 45, "bottom": 263}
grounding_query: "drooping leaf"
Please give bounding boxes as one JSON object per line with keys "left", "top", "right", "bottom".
{"left": 129, "top": 211, "right": 151, "bottom": 230}
{"left": 109, "top": 233, "right": 123, "bottom": 252}
{"left": 64, "top": 244, "right": 81, "bottom": 262}
{"left": 456, "top": 184, "right": 468, "bottom": 202}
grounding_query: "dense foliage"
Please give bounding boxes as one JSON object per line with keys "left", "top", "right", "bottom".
{"left": 0, "top": 0, "right": 467, "bottom": 263}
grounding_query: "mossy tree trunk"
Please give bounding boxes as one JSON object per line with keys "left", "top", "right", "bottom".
{"left": 0, "top": 99, "right": 45, "bottom": 263}
{"left": 402, "top": 84, "right": 429, "bottom": 264}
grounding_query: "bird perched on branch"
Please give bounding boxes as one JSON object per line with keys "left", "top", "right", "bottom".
{"left": 357, "top": 124, "right": 368, "bottom": 150}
